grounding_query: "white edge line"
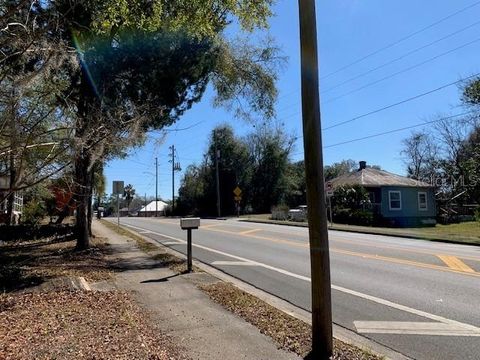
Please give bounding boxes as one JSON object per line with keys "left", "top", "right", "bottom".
{"left": 212, "top": 261, "right": 257, "bottom": 266}
{"left": 122, "top": 223, "right": 480, "bottom": 333}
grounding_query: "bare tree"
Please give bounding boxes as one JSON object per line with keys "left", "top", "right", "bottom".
{"left": 0, "top": 0, "right": 77, "bottom": 224}
{"left": 401, "top": 131, "right": 439, "bottom": 182}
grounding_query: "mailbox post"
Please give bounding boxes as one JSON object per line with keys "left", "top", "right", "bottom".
{"left": 180, "top": 218, "right": 200, "bottom": 273}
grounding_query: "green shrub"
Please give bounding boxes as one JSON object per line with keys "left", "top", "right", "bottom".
{"left": 475, "top": 208, "right": 480, "bottom": 222}
{"left": 350, "top": 210, "right": 374, "bottom": 226}
{"left": 333, "top": 208, "right": 351, "bottom": 224}
{"left": 272, "top": 204, "right": 290, "bottom": 213}
{"left": 22, "top": 200, "right": 47, "bottom": 226}
{"left": 333, "top": 208, "right": 374, "bottom": 226}
{"left": 271, "top": 204, "right": 289, "bottom": 220}
{"left": 332, "top": 185, "right": 369, "bottom": 210}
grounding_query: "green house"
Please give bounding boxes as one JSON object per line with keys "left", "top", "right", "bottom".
{"left": 329, "top": 161, "right": 436, "bottom": 227}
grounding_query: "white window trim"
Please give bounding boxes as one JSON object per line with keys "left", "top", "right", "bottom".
{"left": 388, "top": 190, "right": 402, "bottom": 211}
{"left": 418, "top": 191, "right": 428, "bottom": 211}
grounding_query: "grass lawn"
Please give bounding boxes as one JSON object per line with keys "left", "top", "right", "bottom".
{"left": 241, "top": 214, "right": 480, "bottom": 245}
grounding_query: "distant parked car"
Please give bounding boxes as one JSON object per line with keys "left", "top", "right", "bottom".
{"left": 289, "top": 205, "right": 307, "bottom": 222}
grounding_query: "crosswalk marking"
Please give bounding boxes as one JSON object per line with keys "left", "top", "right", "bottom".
{"left": 354, "top": 321, "right": 480, "bottom": 336}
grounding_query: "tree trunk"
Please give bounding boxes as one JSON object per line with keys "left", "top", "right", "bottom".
{"left": 55, "top": 196, "right": 75, "bottom": 224}
{"left": 5, "top": 193, "right": 14, "bottom": 225}
{"left": 75, "top": 151, "right": 91, "bottom": 250}
{"left": 6, "top": 89, "right": 17, "bottom": 226}
{"left": 6, "top": 151, "right": 15, "bottom": 225}
{"left": 87, "top": 169, "right": 94, "bottom": 237}
{"left": 75, "top": 68, "right": 96, "bottom": 249}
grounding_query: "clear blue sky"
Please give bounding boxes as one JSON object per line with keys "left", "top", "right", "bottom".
{"left": 105, "top": 0, "right": 480, "bottom": 200}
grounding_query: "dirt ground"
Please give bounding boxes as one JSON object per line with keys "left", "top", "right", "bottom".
{"left": 0, "top": 235, "right": 113, "bottom": 292}
{"left": 0, "top": 290, "right": 189, "bottom": 360}
{"left": 0, "top": 234, "right": 189, "bottom": 360}
{"left": 200, "top": 282, "right": 383, "bottom": 360}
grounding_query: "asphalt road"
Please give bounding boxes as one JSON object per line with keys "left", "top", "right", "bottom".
{"left": 107, "top": 217, "right": 480, "bottom": 360}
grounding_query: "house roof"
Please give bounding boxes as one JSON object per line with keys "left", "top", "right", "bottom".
{"left": 329, "top": 167, "right": 432, "bottom": 188}
{"left": 139, "top": 200, "right": 168, "bottom": 212}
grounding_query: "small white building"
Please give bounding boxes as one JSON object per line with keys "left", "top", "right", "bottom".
{"left": 138, "top": 200, "right": 168, "bottom": 217}
{"left": 0, "top": 176, "right": 23, "bottom": 224}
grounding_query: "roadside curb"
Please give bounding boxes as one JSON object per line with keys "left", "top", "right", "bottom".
{"left": 113, "top": 220, "right": 412, "bottom": 360}
{"left": 95, "top": 220, "right": 301, "bottom": 360}
{"left": 240, "top": 218, "right": 479, "bottom": 247}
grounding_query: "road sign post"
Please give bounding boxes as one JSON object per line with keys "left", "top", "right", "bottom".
{"left": 325, "top": 182, "right": 334, "bottom": 226}
{"left": 233, "top": 187, "right": 242, "bottom": 217}
{"left": 113, "top": 181, "right": 124, "bottom": 228}
{"left": 298, "top": 0, "right": 333, "bottom": 357}
{"left": 328, "top": 196, "right": 333, "bottom": 227}
{"left": 180, "top": 218, "right": 200, "bottom": 273}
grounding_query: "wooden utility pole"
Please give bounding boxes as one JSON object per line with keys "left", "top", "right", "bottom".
{"left": 214, "top": 130, "right": 221, "bottom": 218}
{"left": 169, "top": 145, "right": 181, "bottom": 215}
{"left": 298, "top": 0, "right": 333, "bottom": 358}
{"left": 155, "top": 157, "right": 158, "bottom": 217}
{"left": 171, "top": 145, "right": 175, "bottom": 214}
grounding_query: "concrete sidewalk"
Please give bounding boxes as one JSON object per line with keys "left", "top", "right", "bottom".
{"left": 92, "top": 220, "right": 300, "bottom": 360}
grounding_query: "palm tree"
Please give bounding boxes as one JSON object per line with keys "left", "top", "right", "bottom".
{"left": 124, "top": 184, "right": 136, "bottom": 213}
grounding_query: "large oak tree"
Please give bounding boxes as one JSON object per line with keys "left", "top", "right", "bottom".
{"left": 16, "top": 0, "right": 282, "bottom": 248}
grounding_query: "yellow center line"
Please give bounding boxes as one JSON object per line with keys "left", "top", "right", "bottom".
{"left": 330, "top": 237, "right": 480, "bottom": 263}
{"left": 142, "top": 218, "right": 179, "bottom": 225}
{"left": 239, "top": 229, "right": 262, "bottom": 235}
{"left": 200, "top": 226, "right": 480, "bottom": 278}
{"left": 437, "top": 255, "right": 475, "bottom": 273}
{"left": 206, "top": 227, "right": 307, "bottom": 248}
{"left": 234, "top": 224, "right": 480, "bottom": 263}
{"left": 200, "top": 224, "right": 222, "bottom": 229}
{"left": 333, "top": 248, "right": 480, "bottom": 278}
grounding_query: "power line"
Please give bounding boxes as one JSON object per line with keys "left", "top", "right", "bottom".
{"left": 323, "top": 111, "right": 474, "bottom": 149}
{"left": 279, "top": 73, "right": 480, "bottom": 131}
{"left": 321, "top": 0, "right": 480, "bottom": 80}
{"left": 322, "top": 73, "right": 480, "bottom": 130}
{"left": 291, "top": 111, "right": 475, "bottom": 156}
{"left": 322, "top": 20, "right": 480, "bottom": 95}
{"left": 276, "top": 1, "right": 480, "bottom": 105}
{"left": 122, "top": 158, "right": 152, "bottom": 167}
{"left": 323, "top": 37, "right": 480, "bottom": 104}
{"left": 275, "top": 37, "right": 480, "bottom": 121}
{"left": 166, "top": 120, "right": 205, "bottom": 132}
{"left": 149, "top": 120, "right": 205, "bottom": 139}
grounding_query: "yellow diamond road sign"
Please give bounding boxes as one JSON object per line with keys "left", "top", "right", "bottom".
{"left": 233, "top": 186, "right": 242, "bottom": 197}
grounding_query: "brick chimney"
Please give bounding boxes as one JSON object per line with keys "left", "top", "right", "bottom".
{"left": 359, "top": 161, "right": 367, "bottom": 170}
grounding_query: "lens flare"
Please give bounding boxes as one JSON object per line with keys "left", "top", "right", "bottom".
{"left": 71, "top": 32, "right": 100, "bottom": 99}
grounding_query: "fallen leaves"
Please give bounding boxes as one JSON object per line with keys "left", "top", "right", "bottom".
{"left": 0, "top": 236, "right": 113, "bottom": 292}
{"left": 0, "top": 290, "right": 189, "bottom": 360}
{"left": 200, "top": 282, "right": 383, "bottom": 360}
